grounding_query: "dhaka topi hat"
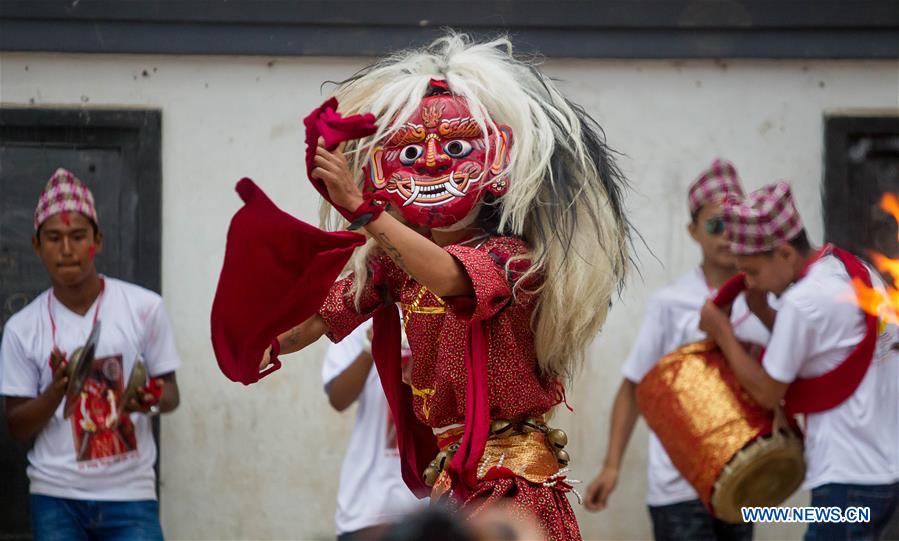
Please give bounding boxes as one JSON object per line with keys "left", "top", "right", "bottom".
{"left": 688, "top": 159, "right": 744, "bottom": 216}
{"left": 721, "top": 181, "right": 805, "bottom": 255}
{"left": 34, "top": 168, "right": 98, "bottom": 231}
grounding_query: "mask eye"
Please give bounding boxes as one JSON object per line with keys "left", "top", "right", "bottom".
{"left": 443, "top": 140, "right": 472, "bottom": 159}
{"left": 400, "top": 145, "right": 424, "bottom": 165}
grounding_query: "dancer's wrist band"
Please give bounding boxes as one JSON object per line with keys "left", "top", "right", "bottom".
{"left": 343, "top": 197, "right": 387, "bottom": 230}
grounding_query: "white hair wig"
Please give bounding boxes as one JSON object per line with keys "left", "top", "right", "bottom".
{"left": 321, "top": 32, "right": 631, "bottom": 383}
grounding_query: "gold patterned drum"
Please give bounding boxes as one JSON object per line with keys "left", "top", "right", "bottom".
{"left": 636, "top": 339, "right": 805, "bottom": 523}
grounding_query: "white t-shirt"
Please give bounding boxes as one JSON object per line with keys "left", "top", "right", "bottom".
{"left": 762, "top": 254, "right": 899, "bottom": 490}
{"left": 0, "top": 277, "right": 181, "bottom": 501}
{"left": 622, "top": 268, "right": 771, "bottom": 506}
{"left": 322, "top": 321, "right": 424, "bottom": 535}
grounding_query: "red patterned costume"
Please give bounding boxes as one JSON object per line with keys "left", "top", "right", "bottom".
{"left": 320, "top": 234, "right": 583, "bottom": 538}
{"left": 322, "top": 239, "right": 558, "bottom": 427}
{"left": 211, "top": 33, "right": 631, "bottom": 541}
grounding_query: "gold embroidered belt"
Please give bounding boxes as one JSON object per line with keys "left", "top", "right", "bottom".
{"left": 425, "top": 418, "right": 571, "bottom": 499}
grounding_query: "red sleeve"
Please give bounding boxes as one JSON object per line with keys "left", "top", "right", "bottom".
{"left": 443, "top": 237, "right": 532, "bottom": 322}
{"left": 318, "top": 254, "right": 405, "bottom": 342}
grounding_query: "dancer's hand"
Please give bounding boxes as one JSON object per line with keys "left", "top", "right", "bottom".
{"left": 259, "top": 345, "right": 272, "bottom": 371}
{"left": 312, "top": 138, "right": 364, "bottom": 211}
{"left": 584, "top": 466, "right": 619, "bottom": 511}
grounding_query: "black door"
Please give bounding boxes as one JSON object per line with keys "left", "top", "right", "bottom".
{"left": 0, "top": 108, "right": 161, "bottom": 539}
{"left": 824, "top": 115, "right": 899, "bottom": 261}
{"left": 822, "top": 114, "right": 899, "bottom": 539}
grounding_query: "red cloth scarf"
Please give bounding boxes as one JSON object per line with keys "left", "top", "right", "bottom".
{"left": 211, "top": 98, "right": 379, "bottom": 384}
{"left": 370, "top": 305, "right": 438, "bottom": 498}
{"left": 713, "top": 244, "right": 878, "bottom": 415}
{"left": 210, "top": 178, "right": 366, "bottom": 384}
{"left": 445, "top": 320, "right": 490, "bottom": 499}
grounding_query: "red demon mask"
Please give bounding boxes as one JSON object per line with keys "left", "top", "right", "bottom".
{"left": 364, "top": 93, "right": 511, "bottom": 228}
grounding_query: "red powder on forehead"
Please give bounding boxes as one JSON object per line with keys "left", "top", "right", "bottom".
{"left": 60, "top": 212, "right": 71, "bottom": 226}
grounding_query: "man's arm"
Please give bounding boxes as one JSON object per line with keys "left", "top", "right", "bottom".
{"left": 5, "top": 348, "right": 68, "bottom": 441}
{"left": 700, "top": 300, "right": 788, "bottom": 409}
{"left": 156, "top": 373, "right": 179, "bottom": 413}
{"left": 584, "top": 379, "right": 640, "bottom": 511}
{"left": 326, "top": 351, "right": 373, "bottom": 412}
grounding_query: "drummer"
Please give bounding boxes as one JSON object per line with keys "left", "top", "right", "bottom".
{"left": 585, "top": 160, "right": 770, "bottom": 540}
{"left": 699, "top": 181, "right": 899, "bottom": 539}
{"left": 0, "top": 168, "right": 181, "bottom": 540}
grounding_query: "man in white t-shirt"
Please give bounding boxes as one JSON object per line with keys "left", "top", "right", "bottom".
{"left": 585, "top": 160, "right": 769, "bottom": 540}
{"left": 0, "top": 168, "right": 181, "bottom": 540}
{"left": 700, "top": 181, "right": 899, "bottom": 540}
{"left": 323, "top": 320, "right": 424, "bottom": 541}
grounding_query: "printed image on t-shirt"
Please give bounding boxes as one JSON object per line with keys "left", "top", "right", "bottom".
{"left": 70, "top": 354, "right": 138, "bottom": 464}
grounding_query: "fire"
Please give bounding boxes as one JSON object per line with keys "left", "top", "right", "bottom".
{"left": 879, "top": 193, "right": 899, "bottom": 235}
{"left": 849, "top": 194, "right": 899, "bottom": 324}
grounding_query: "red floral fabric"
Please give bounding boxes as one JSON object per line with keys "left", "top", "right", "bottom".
{"left": 451, "top": 477, "right": 582, "bottom": 541}
{"left": 318, "top": 236, "right": 560, "bottom": 428}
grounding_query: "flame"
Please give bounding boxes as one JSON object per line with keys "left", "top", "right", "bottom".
{"left": 847, "top": 193, "right": 899, "bottom": 323}
{"left": 870, "top": 252, "right": 899, "bottom": 281}
{"left": 851, "top": 277, "right": 899, "bottom": 325}
{"left": 880, "top": 193, "right": 899, "bottom": 241}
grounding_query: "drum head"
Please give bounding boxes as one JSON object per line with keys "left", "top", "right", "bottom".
{"left": 711, "top": 430, "right": 806, "bottom": 523}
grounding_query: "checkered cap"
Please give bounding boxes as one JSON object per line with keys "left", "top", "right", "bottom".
{"left": 34, "top": 168, "right": 98, "bottom": 231}
{"left": 688, "top": 159, "right": 744, "bottom": 215}
{"left": 721, "top": 181, "right": 805, "bottom": 255}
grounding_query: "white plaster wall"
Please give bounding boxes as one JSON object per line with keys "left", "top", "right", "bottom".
{"left": 1, "top": 52, "right": 896, "bottom": 540}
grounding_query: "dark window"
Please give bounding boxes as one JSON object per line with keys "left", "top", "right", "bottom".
{"left": 823, "top": 115, "right": 899, "bottom": 265}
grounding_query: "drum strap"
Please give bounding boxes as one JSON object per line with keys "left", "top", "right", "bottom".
{"left": 782, "top": 244, "right": 878, "bottom": 416}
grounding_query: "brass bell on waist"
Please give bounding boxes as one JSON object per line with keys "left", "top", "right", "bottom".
{"left": 555, "top": 449, "right": 570, "bottom": 467}
{"left": 422, "top": 465, "right": 439, "bottom": 487}
{"left": 490, "top": 420, "right": 512, "bottom": 436}
{"left": 546, "top": 428, "right": 568, "bottom": 449}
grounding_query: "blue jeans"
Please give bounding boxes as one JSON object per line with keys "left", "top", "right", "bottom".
{"left": 649, "top": 499, "right": 754, "bottom": 541}
{"left": 805, "top": 482, "right": 899, "bottom": 541}
{"left": 30, "top": 494, "right": 164, "bottom": 541}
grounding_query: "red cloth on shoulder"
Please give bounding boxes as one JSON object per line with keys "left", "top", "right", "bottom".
{"left": 210, "top": 178, "right": 366, "bottom": 385}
